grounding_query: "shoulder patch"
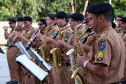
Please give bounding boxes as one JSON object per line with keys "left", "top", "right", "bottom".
{"left": 66, "top": 32, "right": 70, "bottom": 38}
{"left": 98, "top": 39, "right": 106, "bottom": 50}
{"left": 97, "top": 51, "right": 104, "bottom": 61}
{"left": 34, "top": 29, "right": 36, "bottom": 32}
{"left": 51, "top": 30, "right": 57, "bottom": 38}
{"left": 78, "top": 32, "right": 83, "bottom": 36}
{"left": 52, "top": 30, "right": 57, "bottom": 35}
{"left": 28, "top": 31, "right": 30, "bottom": 34}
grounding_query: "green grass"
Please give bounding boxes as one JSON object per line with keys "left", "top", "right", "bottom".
{"left": 0, "top": 44, "right": 5, "bottom": 46}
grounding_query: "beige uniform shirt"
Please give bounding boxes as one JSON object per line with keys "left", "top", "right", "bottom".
{"left": 56, "top": 24, "right": 73, "bottom": 62}
{"left": 21, "top": 27, "right": 36, "bottom": 46}
{"left": 120, "top": 30, "right": 126, "bottom": 78}
{"left": 120, "top": 30, "right": 126, "bottom": 44}
{"left": 87, "top": 26, "right": 125, "bottom": 84}
{"left": 52, "top": 24, "right": 74, "bottom": 84}
{"left": 6, "top": 28, "right": 22, "bottom": 82}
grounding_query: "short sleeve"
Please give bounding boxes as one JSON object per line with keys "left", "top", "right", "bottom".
{"left": 94, "top": 38, "right": 112, "bottom": 66}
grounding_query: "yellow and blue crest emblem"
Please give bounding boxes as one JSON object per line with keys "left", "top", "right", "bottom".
{"left": 97, "top": 51, "right": 104, "bottom": 61}
{"left": 98, "top": 39, "right": 106, "bottom": 50}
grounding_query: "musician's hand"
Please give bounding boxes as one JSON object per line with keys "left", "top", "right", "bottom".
{"left": 36, "top": 32, "right": 42, "bottom": 38}
{"left": 72, "top": 41, "right": 77, "bottom": 48}
{"left": 17, "top": 33, "right": 23, "bottom": 39}
{"left": 57, "top": 40, "right": 65, "bottom": 47}
{"left": 44, "top": 37, "right": 52, "bottom": 44}
{"left": 3, "top": 26, "right": 8, "bottom": 30}
{"left": 8, "top": 34, "right": 12, "bottom": 39}
{"left": 76, "top": 53, "right": 88, "bottom": 66}
{"left": 13, "top": 31, "right": 18, "bottom": 36}
{"left": 32, "top": 36, "right": 42, "bottom": 46}
{"left": 12, "top": 36, "right": 17, "bottom": 41}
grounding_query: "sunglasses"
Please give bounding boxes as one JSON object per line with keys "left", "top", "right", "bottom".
{"left": 117, "top": 19, "right": 121, "bottom": 21}
{"left": 23, "top": 22, "right": 27, "bottom": 24}
{"left": 38, "top": 23, "right": 43, "bottom": 25}
{"left": 9, "top": 22, "right": 12, "bottom": 24}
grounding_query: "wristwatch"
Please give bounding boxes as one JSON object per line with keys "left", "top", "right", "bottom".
{"left": 83, "top": 60, "right": 89, "bottom": 68}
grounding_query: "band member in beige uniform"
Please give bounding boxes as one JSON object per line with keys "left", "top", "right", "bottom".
{"left": 15, "top": 17, "right": 25, "bottom": 84}
{"left": 115, "top": 15, "right": 123, "bottom": 33}
{"left": 120, "top": 17, "right": 126, "bottom": 79}
{"left": 35, "top": 13, "right": 59, "bottom": 84}
{"left": 33, "top": 18, "right": 46, "bottom": 55}
{"left": 4, "top": 18, "right": 21, "bottom": 84}
{"left": 76, "top": 2, "right": 126, "bottom": 84}
{"left": 57, "top": 13, "right": 92, "bottom": 56}
{"left": 13, "top": 16, "right": 36, "bottom": 84}
{"left": 45, "top": 11, "right": 74, "bottom": 84}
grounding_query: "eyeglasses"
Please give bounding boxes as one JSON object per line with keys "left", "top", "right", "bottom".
{"left": 23, "top": 22, "right": 27, "bottom": 24}
{"left": 9, "top": 22, "right": 12, "bottom": 24}
{"left": 38, "top": 23, "right": 43, "bottom": 25}
{"left": 117, "top": 19, "right": 121, "bottom": 21}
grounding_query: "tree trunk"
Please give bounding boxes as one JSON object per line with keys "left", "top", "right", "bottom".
{"left": 82, "top": 0, "right": 89, "bottom": 15}
{"left": 71, "top": 0, "right": 74, "bottom": 13}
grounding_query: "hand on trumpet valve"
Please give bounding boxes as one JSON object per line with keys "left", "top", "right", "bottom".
{"left": 76, "top": 53, "right": 88, "bottom": 66}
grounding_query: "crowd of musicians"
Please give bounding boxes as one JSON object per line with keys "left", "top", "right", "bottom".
{"left": 3, "top": 2, "right": 126, "bottom": 84}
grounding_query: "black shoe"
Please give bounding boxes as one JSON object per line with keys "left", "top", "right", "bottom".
{"left": 6, "top": 81, "right": 18, "bottom": 84}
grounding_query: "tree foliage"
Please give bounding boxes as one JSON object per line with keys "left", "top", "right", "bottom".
{"left": 0, "top": 0, "right": 126, "bottom": 21}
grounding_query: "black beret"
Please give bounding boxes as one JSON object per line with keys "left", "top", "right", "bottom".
{"left": 39, "top": 19, "right": 46, "bottom": 24}
{"left": 55, "top": 11, "right": 68, "bottom": 19}
{"left": 8, "top": 18, "right": 16, "bottom": 23}
{"left": 70, "top": 13, "right": 84, "bottom": 21}
{"left": 87, "top": 2, "right": 112, "bottom": 13}
{"left": 47, "top": 13, "right": 55, "bottom": 19}
{"left": 121, "top": 17, "right": 126, "bottom": 23}
{"left": 17, "top": 17, "right": 24, "bottom": 22}
{"left": 24, "top": 16, "right": 32, "bottom": 21}
{"left": 112, "top": 22, "right": 116, "bottom": 29}
{"left": 118, "top": 15, "right": 122, "bottom": 19}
